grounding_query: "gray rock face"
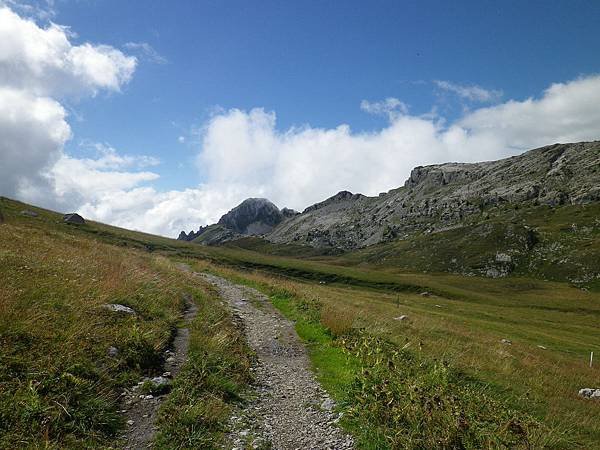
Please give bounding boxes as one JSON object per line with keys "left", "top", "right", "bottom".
{"left": 177, "top": 225, "right": 208, "bottom": 241}
{"left": 267, "top": 142, "right": 600, "bottom": 250}
{"left": 63, "top": 213, "right": 85, "bottom": 225}
{"left": 218, "top": 198, "right": 284, "bottom": 235}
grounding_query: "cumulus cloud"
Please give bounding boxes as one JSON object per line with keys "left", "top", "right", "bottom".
{"left": 434, "top": 80, "right": 502, "bottom": 102}
{"left": 190, "top": 74, "right": 600, "bottom": 221}
{"left": 2, "top": 3, "right": 600, "bottom": 238}
{"left": 0, "top": 86, "right": 70, "bottom": 201}
{"left": 0, "top": 5, "right": 143, "bottom": 208}
{"left": 0, "top": 6, "right": 136, "bottom": 97}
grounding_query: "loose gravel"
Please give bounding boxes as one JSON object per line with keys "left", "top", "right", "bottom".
{"left": 201, "top": 272, "right": 354, "bottom": 450}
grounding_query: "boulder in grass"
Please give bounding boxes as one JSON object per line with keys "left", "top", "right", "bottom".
{"left": 578, "top": 388, "right": 600, "bottom": 399}
{"left": 21, "top": 210, "right": 38, "bottom": 217}
{"left": 64, "top": 213, "right": 85, "bottom": 225}
{"left": 102, "top": 303, "right": 136, "bottom": 315}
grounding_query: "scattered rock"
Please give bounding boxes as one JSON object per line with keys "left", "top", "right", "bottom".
{"left": 394, "top": 315, "right": 409, "bottom": 321}
{"left": 162, "top": 371, "right": 171, "bottom": 378}
{"left": 101, "top": 303, "right": 136, "bottom": 315}
{"left": 501, "top": 339, "right": 512, "bottom": 345}
{"left": 127, "top": 420, "right": 135, "bottom": 426}
{"left": 578, "top": 388, "right": 600, "bottom": 398}
{"left": 63, "top": 213, "right": 85, "bottom": 225}
{"left": 150, "top": 376, "right": 169, "bottom": 387}
{"left": 420, "top": 291, "right": 431, "bottom": 297}
{"left": 537, "top": 345, "right": 547, "bottom": 350}
{"left": 495, "top": 252, "right": 512, "bottom": 263}
{"left": 107, "top": 346, "right": 119, "bottom": 357}
{"left": 20, "top": 210, "right": 38, "bottom": 217}
{"left": 321, "top": 398, "right": 335, "bottom": 411}
{"left": 434, "top": 304, "right": 442, "bottom": 308}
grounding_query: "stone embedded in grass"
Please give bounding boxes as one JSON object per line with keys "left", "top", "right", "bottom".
{"left": 321, "top": 398, "right": 335, "bottom": 411}
{"left": 420, "top": 291, "right": 431, "bottom": 297}
{"left": 501, "top": 339, "right": 512, "bottom": 345}
{"left": 394, "top": 315, "right": 409, "bottom": 321}
{"left": 578, "top": 388, "right": 600, "bottom": 398}
{"left": 20, "top": 209, "right": 38, "bottom": 217}
{"left": 107, "top": 346, "right": 119, "bottom": 357}
{"left": 101, "top": 303, "right": 137, "bottom": 315}
{"left": 63, "top": 213, "right": 85, "bottom": 224}
{"left": 139, "top": 376, "right": 171, "bottom": 396}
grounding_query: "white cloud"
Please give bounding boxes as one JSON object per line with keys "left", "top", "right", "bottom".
{"left": 360, "top": 97, "right": 408, "bottom": 119}
{"left": 0, "top": 86, "right": 70, "bottom": 202}
{"left": 0, "top": 6, "right": 136, "bottom": 97}
{"left": 124, "top": 42, "right": 167, "bottom": 65}
{"left": 78, "top": 141, "right": 160, "bottom": 169}
{"left": 434, "top": 80, "right": 502, "bottom": 102}
{"left": 1, "top": 1, "right": 599, "bottom": 239}
{"left": 11, "top": 73, "right": 600, "bottom": 238}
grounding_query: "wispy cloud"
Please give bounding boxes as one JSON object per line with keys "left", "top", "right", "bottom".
{"left": 124, "top": 42, "right": 168, "bottom": 65}
{"left": 360, "top": 97, "right": 408, "bottom": 120}
{"left": 434, "top": 80, "right": 502, "bottom": 102}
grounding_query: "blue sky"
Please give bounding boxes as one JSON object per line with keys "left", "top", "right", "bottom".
{"left": 2, "top": 0, "right": 600, "bottom": 235}
{"left": 57, "top": 0, "right": 600, "bottom": 190}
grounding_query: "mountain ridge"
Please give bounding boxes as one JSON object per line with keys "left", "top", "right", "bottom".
{"left": 180, "top": 141, "right": 599, "bottom": 247}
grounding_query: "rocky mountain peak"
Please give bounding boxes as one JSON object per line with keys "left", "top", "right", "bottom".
{"left": 217, "top": 198, "right": 284, "bottom": 235}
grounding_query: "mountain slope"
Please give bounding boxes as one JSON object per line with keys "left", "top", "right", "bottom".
{"left": 267, "top": 141, "right": 600, "bottom": 249}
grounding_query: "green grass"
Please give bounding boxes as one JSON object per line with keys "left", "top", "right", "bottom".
{"left": 0, "top": 198, "right": 252, "bottom": 448}
{"left": 213, "top": 269, "right": 564, "bottom": 449}
{"left": 3, "top": 195, "right": 600, "bottom": 448}
{"left": 153, "top": 283, "right": 253, "bottom": 449}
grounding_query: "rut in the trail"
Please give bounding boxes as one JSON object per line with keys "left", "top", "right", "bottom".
{"left": 201, "top": 272, "right": 354, "bottom": 450}
{"left": 121, "top": 292, "right": 198, "bottom": 449}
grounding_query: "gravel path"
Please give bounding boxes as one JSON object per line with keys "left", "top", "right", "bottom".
{"left": 201, "top": 272, "right": 354, "bottom": 450}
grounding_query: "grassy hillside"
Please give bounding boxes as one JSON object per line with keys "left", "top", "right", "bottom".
{"left": 2, "top": 196, "right": 600, "bottom": 448}
{"left": 341, "top": 203, "right": 600, "bottom": 285}
{"left": 0, "top": 198, "right": 251, "bottom": 448}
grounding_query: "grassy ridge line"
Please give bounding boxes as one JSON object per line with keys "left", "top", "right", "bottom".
{"left": 153, "top": 278, "right": 253, "bottom": 449}
{"left": 198, "top": 263, "right": 567, "bottom": 449}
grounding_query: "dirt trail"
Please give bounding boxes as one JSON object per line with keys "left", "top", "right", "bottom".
{"left": 201, "top": 272, "right": 354, "bottom": 450}
{"left": 120, "top": 293, "right": 198, "bottom": 449}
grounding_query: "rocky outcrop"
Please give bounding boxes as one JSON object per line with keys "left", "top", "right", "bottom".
{"left": 179, "top": 199, "right": 297, "bottom": 243}
{"left": 178, "top": 142, "right": 600, "bottom": 265}
{"left": 178, "top": 225, "right": 208, "bottom": 242}
{"left": 64, "top": 213, "right": 85, "bottom": 225}
{"left": 267, "top": 141, "right": 600, "bottom": 250}
{"left": 218, "top": 198, "right": 284, "bottom": 235}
